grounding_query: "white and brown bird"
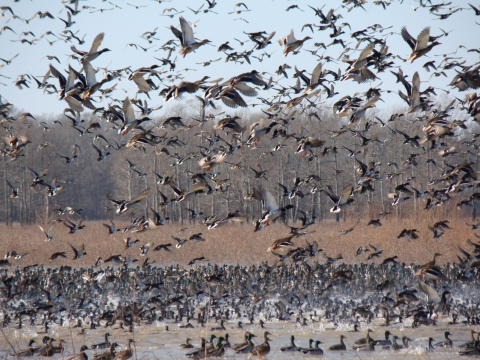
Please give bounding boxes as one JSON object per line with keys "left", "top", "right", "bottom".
{"left": 324, "top": 184, "right": 354, "bottom": 213}
{"left": 401, "top": 26, "right": 441, "bottom": 62}
{"left": 106, "top": 188, "right": 150, "bottom": 215}
{"left": 278, "top": 29, "right": 311, "bottom": 56}
{"left": 170, "top": 16, "right": 211, "bottom": 57}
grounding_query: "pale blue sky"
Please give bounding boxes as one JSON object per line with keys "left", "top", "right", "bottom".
{"left": 0, "top": 0, "right": 478, "bottom": 116}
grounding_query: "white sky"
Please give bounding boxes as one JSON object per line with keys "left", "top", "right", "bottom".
{"left": 0, "top": 0, "right": 478, "bottom": 117}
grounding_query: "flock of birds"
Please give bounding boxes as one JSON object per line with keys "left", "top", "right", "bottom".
{"left": 2, "top": 0, "right": 480, "bottom": 358}
{"left": 2, "top": 260, "right": 480, "bottom": 358}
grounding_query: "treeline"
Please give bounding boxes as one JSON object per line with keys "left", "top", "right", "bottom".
{"left": 1, "top": 96, "right": 477, "bottom": 226}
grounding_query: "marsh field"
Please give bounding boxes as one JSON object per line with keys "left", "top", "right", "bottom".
{"left": 0, "top": 215, "right": 473, "bottom": 267}
{"left": 1, "top": 216, "right": 480, "bottom": 359}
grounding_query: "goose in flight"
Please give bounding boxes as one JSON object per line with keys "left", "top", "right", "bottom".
{"left": 70, "top": 32, "right": 110, "bottom": 63}
{"left": 253, "top": 186, "right": 293, "bottom": 227}
{"left": 401, "top": 26, "right": 441, "bottom": 62}
{"left": 170, "top": 16, "right": 211, "bottom": 58}
{"left": 278, "top": 29, "right": 311, "bottom": 56}
{"left": 106, "top": 188, "right": 150, "bottom": 215}
{"left": 324, "top": 184, "right": 354, "bottom": 213}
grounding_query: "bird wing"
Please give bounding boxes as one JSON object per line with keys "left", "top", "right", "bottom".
{"left": 89, "top": 32, "right": 104, "bottom": 54}
{"left": 92, "top": 144, "right": 102, "bottom": 156}
{"left": 324, "top": 189, "right": 339, "bottom": 204}
{"left": 29, "top": 167, "right": 41, "bottom": 178}
{"left": 71, "top": 44, "right": 87, "bottom": 56}
{"left": 189, "top": 182, "right": 206, "bottom": 193}
{"left": 219, "top": 88, "right": 248, "bottom": 108}
{"left": 261, "top": 187, "right": 278, "bottom": 212}
{"left": 170, "top": 25, "right": 184, "bottom": 44}
{"left": 64, "top": 97, "right": 84, "bottom": 113}
{"left": 66, "top": 66, "right": 80, "bottom": 90}
{"left": 249, "top": 122, "right": 260, "bottom": 133}
{"left": 369, "top": 243, "right": 378, "bottom": 252}
{"left": 411, "top": 72, "right": 420, "bottom": 107}
{"left": 362, "top": 95, "right": 380, "bottom": 109}
{"left": 286, "top": 29, "right": 296, "bottom": 45}
{"left": 418, "top": 281, "right": 440, "bottom": 305}
{"left": 278, "top": 183, "right": 288, "bottom": 193}
{"left": 41, "top": 68, "right": 51, "bottom": 85}
{"left": 265, "top": 31, "right": 276, "bottom": 43}
{"left": 63, "top": 220, "right": 74, "bottom": 230}
{"left": 132, "top": 72, "right": 151, "bottom": 92}
{"left": 251, "top": 186, "right": 263, "bottom": 201}
{"left": 179, "top": 16, "right": 195, "bottom": 46}
{"left": 278, "top": 29, "right": 293, "bottom": 46}
{"left": 122, "top": 97, "right": 136, "bottom": 122}
{"left": 45, "top": 225, "right": 53, "bottom": 238}
{"left": 415, "top": 27, "right": 430, "bottom": 51}
{"left": 214, "top": 118, "right": 229, "bottom": 129}
{"left": 308, "top": 137, "right": 325, "bottom": 148}
{"left": 357, "top": 42, "right": 375, "bottom": 62}
{"left": 72, "top": 144, "right": 79, "bottom": 156}
{"left": 39, "top": 225, "right": 47, "bottom": 236}
{"left": 130, "top": 188, "right": 150, "bottom": 203}
{"left": 212, "top": 152, "right": 227, "bottom": 163}
{"left": 339, "top": 184, "right": 354, "bottom": 204}
{"left": 106, "top": 194, "right": 123, "bottom": 205}
{"left": 68, "top": 243, "right": 79, "bottom": 257}
{"left": 49, "top": 64, "right": 66, "bottom": 89}
{"left": 458, "top": 246, "right": 472, "bottom": 259}
{"left": 235, "top": 82, "right": 258, "bottom": 97}
{"left": 310, "top": 62, "right": 323, "bottom": 85}
{"left": 83, "top": 60, "right": 97, "bottom": 87}
{"left": 169, "top": 182, "right": 184, "bottom": 197}
{"left": 355, "top": 158, "right": 367, "bottom": 174}
{"left": 401, "top": 26, "right": 416, "bottom": 50}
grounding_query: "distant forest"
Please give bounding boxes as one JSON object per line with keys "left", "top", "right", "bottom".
{"left": 1, "top": 95, "right": 478, "bottom": 226}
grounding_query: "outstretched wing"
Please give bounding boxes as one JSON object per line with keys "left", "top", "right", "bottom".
{"left": 68, "top": 243, "right": 79, "bottom": 257}
{"left": 357, "top": 42, "right": 375, "bottom": 62}
{"left": 89, "top": 32, "right": 105, "bottom": 54}
{"left": 92, "top": 144, "right": 102, "bottom": 156}
{"left": 49, "top": 64, "right": 66, "bottom": 89}
{"left": 401, "top": 26, "right": 416, "bottom": 50}
{"left": 339, "top": 184, "right": 353, "bottom": 205}
{"left": 415, "top": 26, "right": 430, "bottom": 51}
{"left": 130, "top": 188, "right": 150, "bottom": 204}
{"left": 170, "top": 25, "right": 184, "bottom": 44}
{"left": 122, "top": 97, "right": 136, "bottom": 123}
{"left": 262, "top": 187, "right": 278, "bottom": 212}
{"left": 179, "top": 16, "right": 195, "bottom": 46}
{"left": 418, "top": 281, "right": 440, "bottom": 305}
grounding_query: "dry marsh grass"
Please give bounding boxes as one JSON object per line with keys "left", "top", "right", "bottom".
{"left": 0, "top": 209, "right": 475, "bottom": 268}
